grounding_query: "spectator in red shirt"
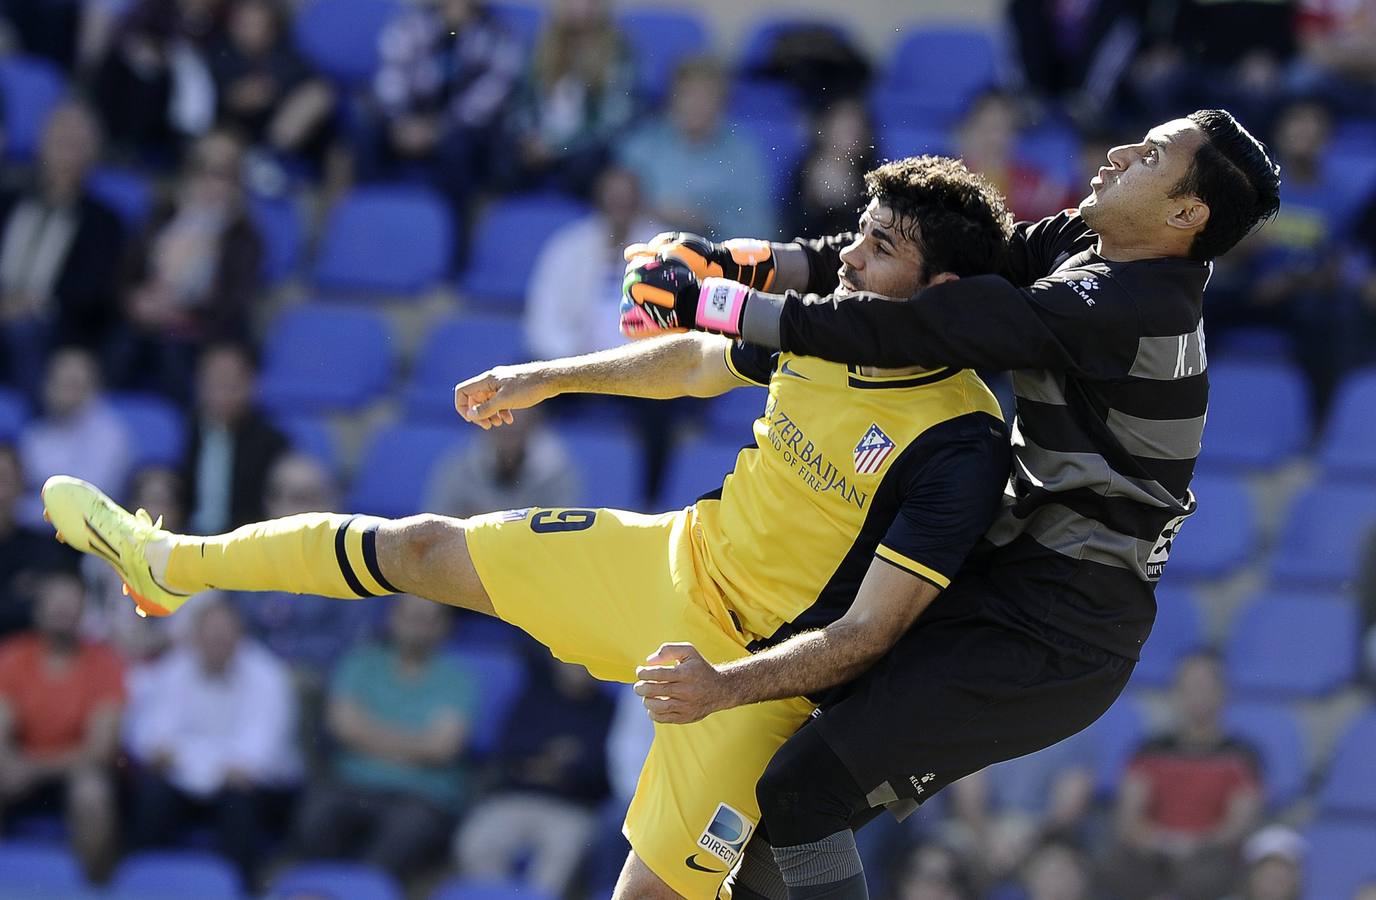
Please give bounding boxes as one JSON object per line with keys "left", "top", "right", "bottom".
{"left": 0, "top": 570, "right": 124, "bottom": 880}
{"left": 1104, "top": 651, "right": 1262, "bottom": 900}
{"left": 1293, "top": 0, "right": 1376, "bottom": 115}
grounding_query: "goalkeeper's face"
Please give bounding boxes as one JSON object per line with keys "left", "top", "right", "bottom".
{"left": 835, "top": 200, "right": 937, "bottom": 301}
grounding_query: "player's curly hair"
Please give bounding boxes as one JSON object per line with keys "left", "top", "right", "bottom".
{"left": 864, "top": 156, "right": 1015, "bottom": 283}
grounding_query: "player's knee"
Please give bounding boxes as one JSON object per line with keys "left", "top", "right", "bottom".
{"left": 756, "top": 750, "right": 812, "bottom": 826}
{"left": 379, "top": 514, "right": 492, "bottom": 612}
{"left": 757, "top": 726, "right": 864, "bottom": 847}
{"left": 387, "top": 514, "right": 460, "bottom": 569}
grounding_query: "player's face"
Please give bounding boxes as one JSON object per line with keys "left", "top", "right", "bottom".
{"left": 1079, "top": 118, "right": 1205, "bottom": 233}
{"left": 836, "top": 200, "right": 928, "bottom": 300}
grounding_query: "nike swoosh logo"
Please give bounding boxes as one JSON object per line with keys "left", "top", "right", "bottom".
{"left": 779, "top": 360, "right": 810, "bottom": 380}
{"left": 84, "top": 517, "right": 122, "bottom": 566}
{"left": 684, "top": 854, "right": 727, "bottom": 874}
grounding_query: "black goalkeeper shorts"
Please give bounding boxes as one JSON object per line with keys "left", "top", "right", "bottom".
{"left": 810, "top": 569, "right": 1135, "bottom": 818}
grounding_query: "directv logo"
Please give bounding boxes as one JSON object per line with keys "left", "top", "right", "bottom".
{"left": 696, "top": 803, "right": 754, "bottom": 865}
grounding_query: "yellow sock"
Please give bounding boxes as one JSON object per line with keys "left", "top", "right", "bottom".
{"left": 165, "top": 513, "right": 401, "bottom": 598}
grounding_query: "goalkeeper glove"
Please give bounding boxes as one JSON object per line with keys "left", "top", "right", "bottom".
{"left": 620, "top": 256, "right": 752, "bottom": 339}
{"left": 623, "top": 232, "right": 777, "bottom": 291}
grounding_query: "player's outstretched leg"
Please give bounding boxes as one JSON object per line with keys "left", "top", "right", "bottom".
{"left": 41, "top": 476, "right": 493, "bottom": 617}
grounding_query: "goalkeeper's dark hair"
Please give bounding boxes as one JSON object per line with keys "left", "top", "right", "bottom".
{"left": 864, "top": 156, "right": 1014, "bottom": 283}
{"left": 1171, "top": 109, "right": 1282, "bottom": 261}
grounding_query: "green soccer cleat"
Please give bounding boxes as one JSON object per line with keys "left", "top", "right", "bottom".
{"left": 41, "top": 475, "right": 192, "bottom": 617}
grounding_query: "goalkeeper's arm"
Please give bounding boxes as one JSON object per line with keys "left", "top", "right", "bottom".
{"left": 454, "top": 333, "right": 741, "bottom": 429}
{"left": 622, "top": 231, "right": 819, "bottom": 294}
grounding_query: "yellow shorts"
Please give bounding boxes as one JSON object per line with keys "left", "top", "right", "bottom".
{"left": 466, "top": 507, "right": 814, "bottom": 899}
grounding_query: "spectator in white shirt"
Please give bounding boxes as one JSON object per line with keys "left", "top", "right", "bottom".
{"left": 522, "top": 167, "right": 681, "bottom": 504}
{"left": 19, "top": 347, "right": 131, "bottom": 524}
{"left": 126, "top": 598, "right": 300, "bottom": 886}
{"left": 523, "top": 166, "right": 664, "bottom": 361}
{"left": 425, "top": 411, "right": 578, "bottom": 518}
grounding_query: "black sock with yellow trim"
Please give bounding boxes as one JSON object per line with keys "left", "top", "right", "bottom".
{"left": 164, "top": 513, "right": 400, "bottom": 599}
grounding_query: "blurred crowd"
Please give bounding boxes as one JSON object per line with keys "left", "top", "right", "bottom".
{"left": 0, "top": 0, "right": 1373, "bottom": 897}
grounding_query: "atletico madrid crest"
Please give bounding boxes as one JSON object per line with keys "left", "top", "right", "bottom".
{"left": 853, "top": 424, "right": 896, "bottom": 474}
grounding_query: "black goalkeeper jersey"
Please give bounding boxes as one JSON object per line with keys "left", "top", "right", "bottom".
{"left": 776, "top": 211, "right": 1212, "bottom": 660}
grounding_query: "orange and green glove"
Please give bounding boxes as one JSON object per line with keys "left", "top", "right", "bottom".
{"left": 620, "top": 256, "right": 752, "bottom": 339}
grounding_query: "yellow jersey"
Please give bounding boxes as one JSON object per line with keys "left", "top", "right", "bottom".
{"left": 691, "top": 342, "right": 1011, "bottom": 648}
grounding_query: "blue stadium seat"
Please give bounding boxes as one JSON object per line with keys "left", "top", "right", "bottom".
{"left": 268, "top": 862, "right": 401, "bottom": 900}
{"left": 873, "top": 25, "right": 1002, "bottom": 127}
{"left": 458, "top": 194, "right": 589, "bottom": 313}
{"left": 1269, "top": 480, "right": 1376, "bottom": 587}
{"left": 1318, "top": 367, "right": 1376, "bottom": 478}
{"left": 313, "top": 186, "right": 454, "bottom": 296}
{"left": 738, "top": 17, "right": 855, "bottom": 71}
{"left": 250, "top": 195, "right": 306, "bottom": 285}
{"left": 730, "top": 111, "right": 810, "bottom": 207}
{"left": 0, "top": 842, "right": 86, "bottom": 895}
{"left": 658, "top": 436, "right": 746, "bottom": 512}
{"left": 0, "top": 387, "right": 28, "bottom": 440}
{"left": 730, "top": 79, "right": 805, "bottom": 125}
{"left": 1209, "top": 325, "right": 1294, "bottom": 362}
{"left": 404, "top": 316, "right": 530, "bottom": 422}
{"left": 487, "top": 2, "right": 544, "bottom": 50}
{"left": 0, "top": 56, "right": 67, "bottom": 160}
{"left": 1306, "top": 820, "right": 1376, "bottom": 899}
{"left": 86, "top": 166, "right": 154, "bottom": 230}
{"left": 271, "top": 414, "right": 338, "bottom": 474}
{"left": 1319, "top": 710, "right": 1376, "bottom": 820}
{"left": 431, "top": 877, "right": 558, "bottom": 900}
{"left": 1197, "top": 361, "right": 1309, "bottom": 471}
{"left": 1226, "top": 593, "right": 1359, "bottom": 699}
{"left": 447, "top": 610, "right": 525, "bottom": 653}
{"left": 292, "top": 0, "right": 399, "bottom": 89}
{"left": 558, "top": 425, "right": 646, "bottom": 512}
{"left": 450, "top": 647, "right": 527, "bottom": 758}
{"left": 1080, "top": 692, "right": 1148, "bottom": 795}
{"left": 1131, "top": 586, "right": 1205, "bottom": 688}
{"left": 618, "top": 10, "right": 710, "bottom": 102}
{"left": 111, "top": 850, "right": 243, "bottom": 900}
{"left": 1327, "top": 132, "right": 1376, "bottom": 214}
{"left": 1018, "top": 122, "right": 1082, "bottom": 186}
{"left": 1222, "top": 702, "right": 1307, "bottom": 807}
{"left": 876, "top": 121, "right": 954, "bottom": 162}
{"left": 1164, "top": 473, "right": 1256, "bottom": 580}
{"left": 108, "top": 393, "right": 188, "bottom": 470}
{"left": 258, "top": 305, "right": 396, "bottom": 414}
{"left": 347, "top": 422, "right": 469, "bottom": 518}
{"left": 704, "top": 386, "right": 769, "bottom": 443}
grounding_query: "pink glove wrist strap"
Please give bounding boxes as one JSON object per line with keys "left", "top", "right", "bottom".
{"left": 696, "top": 278, "right": 750, "bottom": 337}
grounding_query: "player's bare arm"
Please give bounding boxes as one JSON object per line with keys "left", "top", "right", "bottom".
{"left": 633, "top": 559, "right": 940, "bottom": 724}
{"left": 454, "top": 332, "right": 742, "bottom": 429}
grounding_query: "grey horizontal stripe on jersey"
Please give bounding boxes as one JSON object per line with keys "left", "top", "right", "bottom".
{"left": 1105, "top": 408, "right": 1205, "bottom": 461}
{"left": 986, "top": 502, "right": 1158, "bottom": 576}
{"left": 1012, "top": 369, "right": 1068, "bottom": 405}
{"left": 1011, "top": 426, "right": 1188, "bottom": 511}
{"left": 1129, "top": 321, "right": 1208, "bottom": 381}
